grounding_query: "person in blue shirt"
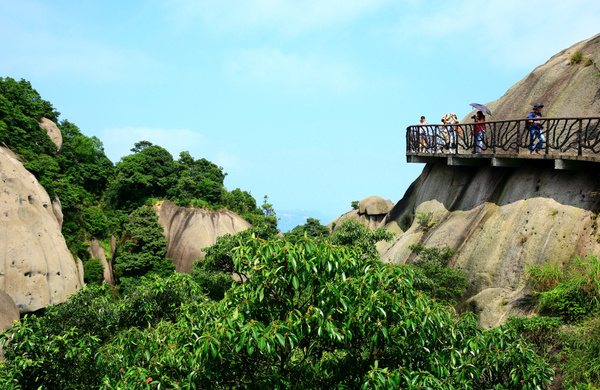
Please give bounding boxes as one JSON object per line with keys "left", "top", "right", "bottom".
{"left": 528, "top": 103, "right": 544, "bottom": 154}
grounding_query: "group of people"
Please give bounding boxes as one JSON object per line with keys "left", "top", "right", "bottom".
{"left": 415, "top": 103, "right": 545, "bottom": 154}
{"left": 416, "top": 112, "right": 475, "bottom": 154}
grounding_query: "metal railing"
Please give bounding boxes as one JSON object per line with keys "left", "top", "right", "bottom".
{"left": 406, "top": 117, "right": 600, "bottom": 157}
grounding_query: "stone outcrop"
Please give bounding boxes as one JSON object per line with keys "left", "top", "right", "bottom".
{"left": 0, "top": 146, "right": 83, "bottom": 314}
{"left": 0, "top": 289, "right": 19, "bottom": 333}
{"left": 0, "top": 290, "right": 19, "bottom": 359}
{"left": 465, "top": 33, "right": 600, "bottom": 121}
{"left": 38, "top": 117, "right": 63, "bottom": 151}
{"left": 372, "top": 34, "right": 600, "bottom": 328}
{"left": 380, "top": 162, "right": 600, "bottom": 327}
{"left": 329, "top": 196, "right": 394, "bottom": 231}
{"left": 88, "top": 238, "right": 115, "bottom": 285}
{"left": 154, "top": 200, "right": 252, "bottom": 273}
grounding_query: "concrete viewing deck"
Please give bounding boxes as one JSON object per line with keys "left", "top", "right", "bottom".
{"left": 406, "top": 117, "right": 600, "bottom": 170}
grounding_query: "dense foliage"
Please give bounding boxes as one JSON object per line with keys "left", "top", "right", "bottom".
{"left": 522, "top": 256, "right": 600, "bottom": 387}
{"left": 526, "top": 255, "right": 600, "bottom": 322}
{"left": 283, "top": 217, "right": 330, "bottom": 244}
{"left": 0, "top": 77, "right": 268, "bottom": 287}
{"left": 1, "top": 76, "right": 582, "bottom": 389}
{"left": 0, "top": 236, "right": 554, "bottom": 389}
{"left": 113, "top": 206, "right": 175, "bottom": 293}
{"left": 409, "top": 243, "right": 469, "bottom": 305}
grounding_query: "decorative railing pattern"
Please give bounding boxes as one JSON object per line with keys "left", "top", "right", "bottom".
{"left": 406, "top": 117, "right": 600, "bottom": 156}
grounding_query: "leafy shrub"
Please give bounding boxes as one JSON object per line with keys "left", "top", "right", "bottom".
{"left": 82, "top": 257, "right": 105, "bottom": 284}
{"left": 415, "top": 211, "right": 437, "bottom": 231}
{"left": 328, "top": 219, "right": 394, "bottom": 260}
{"left": 527, "top": 256, "right": 600, "bottom": 322}
{"left": 569, "top": 50, "right": 586, "bottom": 65}
{"left": 505, "top": 316, "right": 562, "bottom": 355}
{"left": 82, "top": 206, "right": 109, "bottom": 239}
{"left": 113, "top": 206, "right": 175, "bottom": 284}
{"left": 0, "top": 275, "right": 206, "bottom": 389}
{"left": 95, "top": 236, "right": 553, "bottom": 389}
{"left": 560, "top": 317, "right": 600, "bottom": 388}
{"left": 283, "top": 217, "right": 330, "bottom": 244}
{"left": 409, "top": 243, "right": 468, "bottom": 304}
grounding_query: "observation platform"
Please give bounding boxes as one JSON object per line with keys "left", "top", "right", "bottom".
{"left": 406, "top": 117, "right": 600, "bottom": 170}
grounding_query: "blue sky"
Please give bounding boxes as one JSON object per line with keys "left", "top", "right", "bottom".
{"left": 2, "top": 0, "right": 599, "bottom": 227}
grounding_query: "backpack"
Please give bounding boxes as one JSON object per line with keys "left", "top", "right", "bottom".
{"left": 525, "top": 112, "right": 533, "bottom": 130}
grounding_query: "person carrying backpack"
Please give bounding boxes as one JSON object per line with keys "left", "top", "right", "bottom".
{"left": 528, "top": 103, "right": 545, "bottom": 154}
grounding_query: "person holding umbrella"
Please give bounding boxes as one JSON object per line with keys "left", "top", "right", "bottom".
{"left": 471, "top": 110, "right": 485, "bottom": 153}
{"left": 528, "top": 103, "right": 545, "bottom": 154}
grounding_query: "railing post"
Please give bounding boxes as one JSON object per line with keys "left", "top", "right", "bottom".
{"left": 578, "top": 119, "right": 583, "bottom": 156}
{"left": 490, "top": 122, "right": 494, "bottom": 153}
{"left": 516, "top": 120, "right": 521, "bottom": 153}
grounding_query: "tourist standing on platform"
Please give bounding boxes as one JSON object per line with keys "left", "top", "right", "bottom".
{"left": 442, "top": 113, "right": 459, "bottom": 153}
{"left": 472, "top": 111, "right": 485, "bottom": 153}
{"left": 528, "top": 103, "right": 545, "bottom": 154}
{"left": 418, "top": 116, "right": 428, "bottom": 152}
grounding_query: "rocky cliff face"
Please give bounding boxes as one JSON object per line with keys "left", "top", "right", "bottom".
{"left": 380, "top": 34, "right": 600, "bottom": 328}
{"left": 380, "top": 163, "right": 600, "bottom": 327}
{"left": 154, "top": 200, "right": 252, "bottom": 273}
{"left": 0, "top": 146, "right": 83, "bottom": 314}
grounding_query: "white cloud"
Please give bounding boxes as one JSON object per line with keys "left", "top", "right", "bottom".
{"left": 163, "top": 0, "right": 393, "bottom": 36}
{"left": 99, "top": 127, "right": 207, "bottom": 163}
{"left": 391, "top": 0, "right": 600, "bottom": 69}
{"left": 225, "top": 47, "right": 357, "bottom": 92}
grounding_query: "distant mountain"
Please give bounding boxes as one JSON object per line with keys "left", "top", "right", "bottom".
{"left": 275, "top": 209, "right": 334, "bottom": 233}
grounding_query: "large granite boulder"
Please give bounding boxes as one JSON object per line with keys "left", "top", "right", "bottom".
{"left": 465, "top": 33, "right": 600, "bottom": 121}
{"left": 0, "top": 290, "right": 19, "bottom": 333}
{"left": 154, "top": 200, "right": 252, "bottom": 273}
{"left": 0, "top": 146, "right": 83, "bottom": 314}
{"left": 38, "top": 117, "right": 63, "bottom": 151}
{"left": 0, "top": 290, "right": 19, "bottom": 359}
{"left": 88, "top": 238, "right": 115, "bottom": 285}
{"left": 329, "top": 196, "right": 394, "bottom": 231}
{"left": 379, "top": 33, "right": 600, "bottom": 327}
{"left": 380, "top": 163, "right": 600, "bottom": 327}
{"left": 359, "top": 196, "right": 394, "bottom": 216}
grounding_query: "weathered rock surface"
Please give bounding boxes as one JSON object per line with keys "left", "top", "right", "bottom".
{"left": 466, "top": 33, "right": 600, "bottom": 120}
{"left": 359, "top": 196, "right": 394, "bottom": 216}
{"left": 0, "top": 289, "right": 19, "bottom": 333}
{"left": 38, "top": 117, "right": 63, "bottom": 151}
{"left": 329, "top": 196, "right": 394, "bottom": 231}
{"left": 88, "top": 238, "right": 115, "bottom": 285}
{"left": 0, "top": 290, "right": 19, "bottom": 359}
{"left": 0, "top": 146, "right": 83, "bottom": 314}
{"left": 371, "top": 34, "right": 600, "bottom": 328}
{"left": 379, "top": 162, "right": 600, "bottom": 327}
{"left": 154, "top": 200, "right": 252, "bottom": 273}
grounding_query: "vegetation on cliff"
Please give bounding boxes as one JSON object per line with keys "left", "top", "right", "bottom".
{"left": 0, "top": 230, "right": 554, "bottom": 389}
{"left": 3, "top": 71, "right": 600, "bottom": 388}
{"left": 516, "top": 256, "right": 600, "bottom": 388}
{"left": 0, "top": 77, "right": 271, "bottom": 287}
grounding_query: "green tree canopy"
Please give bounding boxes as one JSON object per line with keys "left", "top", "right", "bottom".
{"left": 113, "top": 206, "right": 175, "bottom": 291}
{"left": 284, "top": 217, "right": 330, "bottom": 243}
{"left": 106, "top": 142, "right": 179, "bottom": 211}
{"left": 0, "top": 236, "right": 554, "bottom": 389}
